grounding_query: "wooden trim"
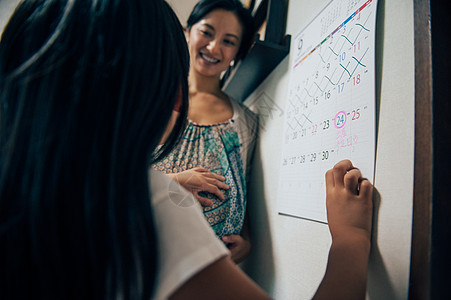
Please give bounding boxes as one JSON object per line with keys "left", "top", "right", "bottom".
{"left": 253, "top": 0, "right": 268, "bottom": 31}
{"left": 243, "top": 0, "right": 256, "bottom": 10}
{"left": 409, "top": 0, "right": 433, "bottom": 299}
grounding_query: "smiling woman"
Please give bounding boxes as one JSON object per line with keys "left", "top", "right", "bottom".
{"left": 186, "top": 9, "right": 243, "bottom": 82}
{"left": 152, "top": 0, "right": 258, "bottom": 264}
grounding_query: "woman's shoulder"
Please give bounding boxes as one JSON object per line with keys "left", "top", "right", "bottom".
{"left": 228, "top": 97, "right": 254, "bottom": 113}
{"left": 229, "top": 97, "right": 258, "bottom": 129}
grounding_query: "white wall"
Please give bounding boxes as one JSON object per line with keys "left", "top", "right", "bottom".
{"left": 241, "top": 0, "right": 415, "bottom": 299}
{"left": 166, "top": 0, "right": 199, "bottom": 27}
{"left": 0, "top": 0, "right": 20, "bottom": 35}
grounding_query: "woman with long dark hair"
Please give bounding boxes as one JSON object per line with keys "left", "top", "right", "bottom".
{"left": 153, "top": 0, "right": 258, "bottom": 264}
{"left": 0, "top": 0, "right": 189, "bottom": 298}
{"left": 0, "top": 0, "right": 373, "bottom": 299}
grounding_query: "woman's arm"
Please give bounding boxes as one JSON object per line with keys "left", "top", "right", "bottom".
{"left": 313, "top": 160, "right": 373, "bottom": 299}
{"left": 169, "top": 255, "right": 271, "bottom": 300}
{"left": 169, "top": 159, "right": 373, "bottom": 300}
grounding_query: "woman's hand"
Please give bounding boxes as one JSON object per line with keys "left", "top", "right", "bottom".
{"left": 222, "top": 235, "right": 251, "bottom": 264}
{"left": 325, "top": 159, "right": 373, "bottom": 244}
{"left": 168, "top": 167, "right": 229, "bottom": 206}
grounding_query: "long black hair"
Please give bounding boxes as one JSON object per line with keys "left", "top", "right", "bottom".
{"left": 0, "top": 0, "right": 189, "bottom": 298}
{"left": 187, "top": 0, "right": 256, "bottom": 62}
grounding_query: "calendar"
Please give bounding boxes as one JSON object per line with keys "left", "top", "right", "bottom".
{"left": 277, "top": 0, "right": 377, "bottom": 222}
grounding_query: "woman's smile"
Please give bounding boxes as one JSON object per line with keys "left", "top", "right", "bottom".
{"left": 200, "top": 52, "right": 220, "bottom": 64}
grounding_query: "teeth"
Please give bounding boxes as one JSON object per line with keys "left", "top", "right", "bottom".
{"left": 201, "top": 53, "right": 219, "bottom": 63}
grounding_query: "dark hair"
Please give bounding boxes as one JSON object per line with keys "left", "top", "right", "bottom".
{"left": 0, "top": 0, "right": 189, "bottom": 298}
{"left": 187, "top": 0, "right": 256, "bottom": 61}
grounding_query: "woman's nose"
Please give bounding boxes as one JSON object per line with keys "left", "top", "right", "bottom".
{"left": 206, "top": 40, "right": 220, "bottom": 54}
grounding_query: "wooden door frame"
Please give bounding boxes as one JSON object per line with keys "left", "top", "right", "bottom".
{"left": 410, "top": 0, "right": 451, "bottom": 299}
{"left": 410, "top": 0, "right": 433, "bottom": 298}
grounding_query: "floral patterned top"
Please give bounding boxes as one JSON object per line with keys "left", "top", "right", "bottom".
{"left": 153, "top": 99, "right": 258, "bottom": 239}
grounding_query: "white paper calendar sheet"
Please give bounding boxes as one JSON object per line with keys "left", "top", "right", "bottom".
{"left": 277, "top": 0, "right": 378, "bottom": 223}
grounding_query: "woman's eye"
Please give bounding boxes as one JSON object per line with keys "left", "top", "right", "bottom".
{"left": 224, "top": 39, "right": 236, "bottom": 46}
{"left": 200, "top": 30, "right": 212, "bottom": 37}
